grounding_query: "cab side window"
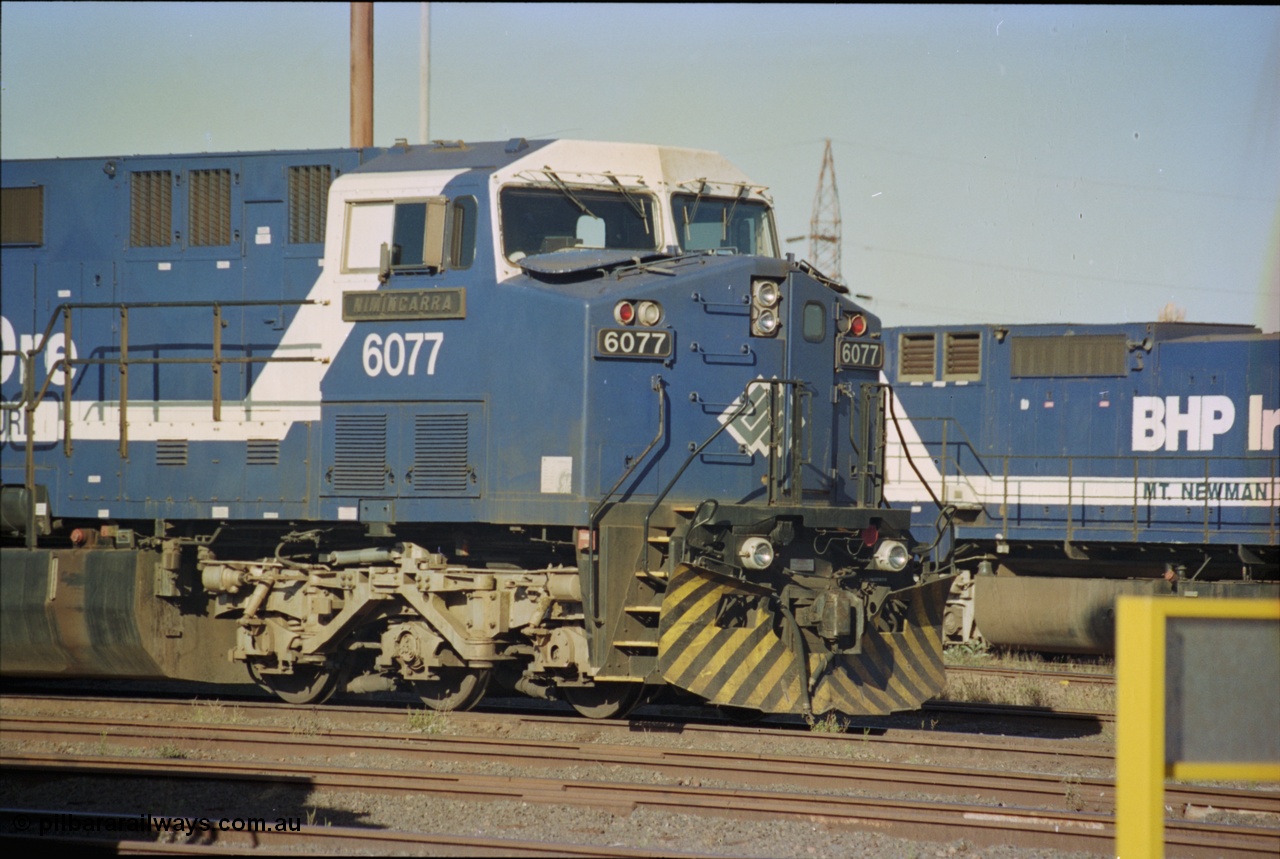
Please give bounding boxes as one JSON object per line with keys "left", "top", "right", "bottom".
{"left": 343, "top": 195, "right": 477, "bottom": 273}
{"left": 342, "top": 200, "right": 394, "bottom": 272}
{"left": 449, "top": 196, "right": 477, "bottom": 269}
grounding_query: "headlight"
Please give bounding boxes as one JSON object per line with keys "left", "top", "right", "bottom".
{"left": 872, "top": 540, "right": 909, "bottom": 572}
{"left": 753, "top": 280, "right": 781, "bottom": 309}
{"left": 752, "top": 308, "right": 780, "bottom": 337}
{"left": 750, "top": 280, "right": 783, "bottom": 337}
{"left": 738, "top": 536, "right": 775, "bottom": 570}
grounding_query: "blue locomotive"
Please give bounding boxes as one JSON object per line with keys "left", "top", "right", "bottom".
{"left": 0, "top": 139, "right": 948, "bottom": 717}
{"left": 881, "top": 321, "right": 1279, "bottom": 652}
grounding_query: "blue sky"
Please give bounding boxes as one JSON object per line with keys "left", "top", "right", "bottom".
{"left": 3, "top": 3, "right": 1277, "bottom": 330}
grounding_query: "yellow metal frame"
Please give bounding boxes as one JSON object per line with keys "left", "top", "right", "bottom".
{"left": 1115, "top": 595, "right": 1280, "bottom": 858}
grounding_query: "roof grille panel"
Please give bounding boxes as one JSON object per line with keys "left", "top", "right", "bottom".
{"left": 130, "top": 171, "right": 172, "bottom": 247}
{"left": 188, "top": 169, "right": 232, "bottom": 246}
{"left": 943, "top": 331, "right": 982, "bottom": 380}
{"left": 1, "top": 186, "right": 44, "bottom": 246}
{"left": 1011, "top": 334, "right": 1128, "bottom": 378}
{"left": 898, "top": 333, "right": 936, "bottom": 381}
{"left": 289, "top": 165, "right": 332, "bottom": 244}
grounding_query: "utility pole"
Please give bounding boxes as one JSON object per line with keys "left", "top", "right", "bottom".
{"left": 351, "top": 3, "right": 374, "bottom": 149}
{"left": 809, "top": 139, "right": 843, "bottom": 283}
{"left": 419, "top": 3, "right": 430, "bottom": 144}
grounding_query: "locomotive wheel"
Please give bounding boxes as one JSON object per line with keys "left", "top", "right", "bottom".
{"left": 415, "top": 667, "right": 492, "bottom": 711}
{"left": 248, "top": 662, "right": 340, "bottom": 705}
{"left": 562, "top": 682, "right": 645, "bottom": 719}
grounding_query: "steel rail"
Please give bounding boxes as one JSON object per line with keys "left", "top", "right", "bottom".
{"left": 946, "top": 664, "right": 1116, "bottom": 687}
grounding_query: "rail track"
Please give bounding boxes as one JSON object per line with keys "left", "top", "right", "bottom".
{"left": 945, "top": 664, "right": 1116, "bottom": 688}
{"left": 2, "top": 690, "right": 1112, "bottom": 768}
{"left": 0, "top": 710, "right": 1269, "bottom": 817}
{"left": 2, "top": 693, "right": 1276, "bottom": 856}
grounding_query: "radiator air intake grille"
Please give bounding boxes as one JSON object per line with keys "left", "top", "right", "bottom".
{"left": 1, "top": 186, "right": 44, "bottom": 246}
{"left": 130, "top": 171, "right": 172, "bottom": 247}
{"left": 414, "top": 414, "right": 470, "bottom": 495}
{"left": 188, "top": 169, "right": 232, "bottom": 246}
{"left": 1012, "top": 334, "right": 1128, "bottom": 378}
{"left": 332, "top": 414, "right": 388, "bottom": 494}
{"left": 943, "top": 331, "right": 982, "bottom": 380}
{"left": 289, "top": 165, "right": 332, "bottom": 244}
{"left": 898, "top": 332, "right": 936, "bottom": 381}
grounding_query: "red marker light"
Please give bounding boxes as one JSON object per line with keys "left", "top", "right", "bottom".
{"left": 861, "top": 525, "right": 879, "bottom": 547}
{"left": 614, "top": 301, "right": 636, "bottom": 325}
{"left": 849, "top": 314, "right": 867, "bottom": 337}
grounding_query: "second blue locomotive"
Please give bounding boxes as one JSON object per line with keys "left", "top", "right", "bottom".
{"left": 880, "top": 321, "right": 1279, "bottom": 651}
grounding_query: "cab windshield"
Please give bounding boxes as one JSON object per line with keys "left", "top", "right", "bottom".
{"left": 671, "top": 193, "right": 778, "bottom": 257}
{"left": 500, "top": 186, "right": 656, "bottom": 262}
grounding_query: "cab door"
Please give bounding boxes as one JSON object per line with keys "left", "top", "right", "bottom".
{"left": 783, "top": 276, "right": 839, "bottom": 502}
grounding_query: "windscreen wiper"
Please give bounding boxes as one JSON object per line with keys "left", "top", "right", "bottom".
{"left": 722, "top": 184, "right": 750, "bottom": 241}
{"left": 542, "top": 168, "right": 598, "bottom": 220}
{"left": 605, "top": 173, "right": 651, "bottom": 236}
{"left": 679, "top": 179, "right": 709, "bottom": 244}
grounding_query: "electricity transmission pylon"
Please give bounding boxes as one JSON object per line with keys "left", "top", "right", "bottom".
{"left": 808, "top": 139, "right": 843, "bottom": 283}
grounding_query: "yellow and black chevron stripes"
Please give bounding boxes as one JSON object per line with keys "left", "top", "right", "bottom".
{"left": 658, "top": 565, "right": 951, "bottom": 716}
{"left": 658, "top": 565, "right": 805, "bottom": 712}
{"left": 810, "top": 576, "right": 951, "bottom": 715}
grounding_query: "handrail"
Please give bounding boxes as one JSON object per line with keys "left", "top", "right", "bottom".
{"left": 637, "top": 378, "right": 807, "bottom": 578}
{"left": 886, "top": 415, "right": 1278, "bottom": 544}
{"left": 586, "top": 375, "right": 666, "bottom": 627}
{"left": 3, "top": 299, "right": 330, "bottom": 453}
{"left": 1, "top": 299, "right": 327, "bottom": 548}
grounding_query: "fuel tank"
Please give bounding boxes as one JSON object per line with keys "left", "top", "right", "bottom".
{"left": 974, "top": 574, "right": 1280, "bottom": 654}
{"left": 0, "top": 547, "right": 241, "bottom": 682}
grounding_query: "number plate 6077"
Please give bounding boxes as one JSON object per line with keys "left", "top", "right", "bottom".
{"left": 595, "top": 328, "right": 672, "bottom": 360}
{"left": 838, "top": 338, "right": 883, "bottom": 369}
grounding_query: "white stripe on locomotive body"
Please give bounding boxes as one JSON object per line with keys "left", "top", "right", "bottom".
{"left": 8, "top": 141, "right": 767, "bottom": 445}
{"left": 244, "top": 167, "right": 469, "bottom": 413}
{"left": 880, "top": 377, "right": 1280, "bottom": 510}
